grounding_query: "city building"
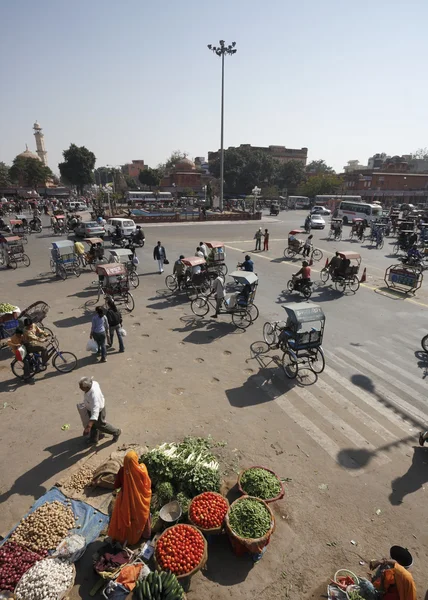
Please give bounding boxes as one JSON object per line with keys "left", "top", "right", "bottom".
{"left": 208, "top": 144, "right": 308, "bottom": 165}
{"left": 33, "top": 121, "right": 48, "bottom": 166}
{"left": 160, "top": 158, "right": 204, "bottom": 193}
{"left": 343, "top": 160, "right": 368, "bottom": 173}
{"left": 344, "top": 170, "right": 428, "bottom": 204}
{"left": 122, "top": 160, "right": 146, "bottom": 178}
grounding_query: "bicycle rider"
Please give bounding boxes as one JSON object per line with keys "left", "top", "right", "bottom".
{"left": 23, "top": 318, "right": 50, "bottom": 368}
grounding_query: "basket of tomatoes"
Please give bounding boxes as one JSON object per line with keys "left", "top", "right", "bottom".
{"left": 155, "top": 524, "right": 207, "bottom": 580}
{"left": 188, "top": 491, "right": 229, "bottom": 534}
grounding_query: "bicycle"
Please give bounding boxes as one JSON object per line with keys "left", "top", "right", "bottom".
{"left": 263, "top": 320, "right": 287, "bottom": 346}
{"left": 191, "top": 294, "right": 258, "bottom": 329}
{"left": 11, "top": 335, "right": 77, "bottom": 380}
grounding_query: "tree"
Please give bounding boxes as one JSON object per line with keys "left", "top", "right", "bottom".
{"left": 297, "top": 174, "right": 342, "bottom": 197}
{"left": 306, "top": 159, "right": 335, "bottom": 175}
{"left": 9, "top": 155, "right": 53, "bottom": 188}
{"left": 58, "top": 144, "right": 96, "bottom": 194}
{"left": 0, "top": 162, "right": 11, "bottom": 187}
{"left": 410, "top": 148, "right": 428, "bottom": 160}
{"left": 124, "top": 174, "right": 138, "bottom": 190}
{"left": 157, "top": 150, "right": 188, "bottom": 176}
{"left": 275, "top": 160, "right": 306, "bottom": 194}
{"left": 138, "top": 167, "right": 161, "bottom": 190}
{"left": 209, "top": 146, "right": 276, "bottom": 195}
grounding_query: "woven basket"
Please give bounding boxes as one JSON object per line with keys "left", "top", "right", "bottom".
{"left": 20, "top": 301, "right": 49, "bottom": 323}
{"left": 238, "top": 466, "right": 285, "bottom": 503}
{"left": 225, "top": 496, "right": 275, "bottom": 555}
{"left": 188, "top": 492, "right": 229, "bottom": 535}
{"left": 154, "top": 524, "right": 208, "bottom": 580}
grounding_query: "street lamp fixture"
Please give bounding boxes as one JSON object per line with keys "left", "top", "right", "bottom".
{"left": 208, "top": 40, "right": 237, "bottom": 212}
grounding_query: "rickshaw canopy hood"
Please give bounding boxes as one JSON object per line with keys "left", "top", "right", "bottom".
{"left": 205, "top": 241, "right": 224, "bottom": 249}
{"left": 0, "top": 236, "right": 21, "bottom": 243}
{"left": 282, "top": 302, "right": 325, "bottom": 325}
{"left": 289, "top": 229, "right": 304, "bottom": 235}
{"left": 52, "top": 240, "right": 74, "bottom": 250}
{"left": 352, "top": 218, "right": 365, "bottom": 223}
{"left": 331, "top": 218, "right": 342, "bottom": 222}
{"left": 338, "top": 251, "right": 361, "bottom": 261}
{"left": 96, "top": 262, "right": 127, "bottom": 276}
{"left": 15, "top": 214, "right": 27, "bottom": 220}
{"left": 84, "top": 237, "right": 104, "bottom": 245}
{"left": 182, "top": 256, "right": 206, "bottom": 267}
{"left": 109, "top": 248, "right": 134, "bottom": 260}
{"left": 9, "top": 220, "right": 23, "bottom": 225}
{"left": 54, "top": 215, "right": 65, "bottom": 219}
{"left": 229, "top": 271, "right": 258, "bottom": 285}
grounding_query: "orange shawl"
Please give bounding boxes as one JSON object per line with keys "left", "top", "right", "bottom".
{"left": 108, "top": 451, "right": 152, "bottom": 545}
{"left": 394, "top": 564, "right": 417, "bottom": 600}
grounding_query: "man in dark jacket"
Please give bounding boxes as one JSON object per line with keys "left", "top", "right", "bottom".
{"left": 153, "top": 241, "right": 167, "bottom": 273}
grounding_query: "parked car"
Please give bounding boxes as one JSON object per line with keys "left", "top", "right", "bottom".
{"left": 311, "top": 205, "right": 331, "bottom": 216}
{"left": 310, "top": 214, "right": 326, "bottom": 229}
{"left": 105, "top": 218, "right": 137, "bottom": 237}
{"left": 74, "top": 220, "right": 105, "bottom": 238}
{"left": 67, "top": 201, "right": 88, "bottom": 212}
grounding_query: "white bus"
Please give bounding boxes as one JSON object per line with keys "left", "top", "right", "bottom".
{"left": 289, "top": 196, "right": 310, "bottom": 209}
{"left": 126, "top": 191, "right": 173, "bottom": 203}
{"left": 315, "top": 194, "right": 362, "bottom": 206}
{"left": 336, "top": 200, "right": 382, "bottom": 225}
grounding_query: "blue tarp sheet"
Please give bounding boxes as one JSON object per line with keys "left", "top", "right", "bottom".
{"left": 1, "top": 487, "right": 109, "bottom": 546}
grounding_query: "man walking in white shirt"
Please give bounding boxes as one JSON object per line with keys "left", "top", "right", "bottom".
{"left": 78, "top": 377, "right": 121, "bottom": 444}
{"left": 210, "top": 274, "right": 225, "bottom": 318}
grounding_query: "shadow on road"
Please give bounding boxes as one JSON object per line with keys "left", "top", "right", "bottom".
{"left": 414, "top": 350, "right": 428, "bottom": 379}
{"left": 337, "top": 434, "right": 415, "bottom": 471}
{"left": 53, "top": 314, "right": 91, "bottom": 328}
{"left": 17, "top": 274, "right": 58, "bottom": 287}
{"left": 389, "top": 447, "right": 428, "bottom": 505}
{"left": 202, "top": 534, "right": 253, "bottom": 586}
{"left": 172, "top": 315, "right": 240, "bottom": 344}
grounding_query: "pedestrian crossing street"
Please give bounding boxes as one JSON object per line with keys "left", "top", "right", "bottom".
{"left": 253, "top": 332, "right": 428, "bottom": 476}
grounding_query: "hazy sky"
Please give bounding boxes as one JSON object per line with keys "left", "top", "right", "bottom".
{"left": 1, "top": 0, "right": 427, "bottom": 174}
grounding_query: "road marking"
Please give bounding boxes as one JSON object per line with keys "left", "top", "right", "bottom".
{"left": 364, "top": 342, "right": 428, "bottom": 393}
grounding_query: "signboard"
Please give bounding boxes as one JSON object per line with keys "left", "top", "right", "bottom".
{"left": 384, "top": 264, "right": 423, "bottom": 294}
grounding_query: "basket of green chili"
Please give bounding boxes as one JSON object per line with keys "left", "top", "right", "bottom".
{"left": 225, "top": 496, "right": 275, "bottom": 555}
{"left": 238, "top": 466, "right": 285, "bottom": 503}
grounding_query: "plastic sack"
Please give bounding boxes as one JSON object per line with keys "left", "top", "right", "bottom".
{"left": 86, "top": 339, "right": 98, "bottom": 353}
{"left": 15, "top": 344, "right": 27, "bottom": 361}
{"left": 77, "top": 402, "right": 90, "bottom": 427}
{"left": 53, "top": 534, "right": 86, "bottom": 562}
{"left": 118, "top": 327, "right": 127, "bottom": 337}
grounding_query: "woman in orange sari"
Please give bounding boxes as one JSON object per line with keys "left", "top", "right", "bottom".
{"left": 108, "top": 450, "right": 152, "bottom": 544}
{"left": 371, "top": 559, "right": 417, "bottom": 600}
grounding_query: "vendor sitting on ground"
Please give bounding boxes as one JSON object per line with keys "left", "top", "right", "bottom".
{"left": 108, "top": 450, "right": 152, "bottom": 544}
{"left": 370, "top": 557, "right": 416, "bottom": 600}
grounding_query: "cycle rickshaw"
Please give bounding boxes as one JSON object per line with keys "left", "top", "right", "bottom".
{"left": 284, "top": 229, "right": 323, "bottom": 261}
{"left": 96, "top": 262, "right": 135, "bottom": 311}
{"left": 9, "top": 219, "right": 29, "bottom": 241}
{"left": 320, "top": 250, "right": 361, "bottom": 292}
{"left": 51, "top": 214, "right": 66, "bottom": 235}
{"left": 83, "top": 237, "right": 107, "bottom": 271}
{"left": 393, "top": 230, "right": 416, "bottom": 255}
{"left": 50, "top": 240, "right": 80, "bottom": 280}
{"left": 166, "top": 256, "right": 212, "bottom": 299}
{"left": 190, "top": 270, "right": 259, "bottom": 329}
{"left": 279, "top": 302, "right": 326, "bottom": 379}
{"left": 109, "top": 248, "right": 139, "bottom": 288}
{"left": 0, "top": 235, "right": 30, "bottom": 269}
{"left": 328, "top": 218, "right": 342, "bottom": 240}
{"left": 366, "top": 222, "right": 386, "bottom": 249}
{"left": 205, "top": 241, "right": 228, "bottom": 275}
{"left": 349, "top": 218, "right": 366, "bottom": 241}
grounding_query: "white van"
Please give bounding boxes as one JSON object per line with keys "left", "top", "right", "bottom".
{"left": 68, "top": 201, "right": 88, "bottom": 212}
{"left": 105, "top": 218, "right": 136, "bottom": 237}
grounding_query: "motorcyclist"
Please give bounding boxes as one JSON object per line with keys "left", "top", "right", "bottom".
{"left": 293, "top": 261, "right": 311, "bottom": 289}
{"left": 133, "top": 226, "right": 145, "bottom": 244}
{"left": 113, "top": 224, "right": 123, "bottom": 242}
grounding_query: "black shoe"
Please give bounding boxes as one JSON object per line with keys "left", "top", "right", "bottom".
{"left": 211, "top": 314, "right": 218, "bottom": 318}
{"left": 119, "top": 349, "right": 125, "bottom": 353}
{"left": 113, "top": 429, "right": 122, "bottom": 442}
{"left": 419, "top": 433, "right": 425, "bottom": 446}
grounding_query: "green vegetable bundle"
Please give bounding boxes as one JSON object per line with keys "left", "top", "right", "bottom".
{"left": 240, "top": 468, "right": 281, "bottom": 500}
{"left": 156, "top": 482, "right": 175, "bottom": 506}
{"left": 228, "top": 498, "right": 272, "bottom": 539}
{"left": 176, "top": 492, "right": 191, "bottom": 518}
{"left": 134, "top": 570, "right": 184, "bottom": 600}
{"left": 0, "top": 303, "right": 16, "bottom": 314}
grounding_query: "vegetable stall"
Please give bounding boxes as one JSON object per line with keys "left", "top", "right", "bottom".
{"left": 0, "top": 438, "right": 286, "bottom": 598}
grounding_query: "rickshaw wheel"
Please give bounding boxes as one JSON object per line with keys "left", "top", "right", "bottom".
{"left": 247, "top": 304, "right": 259, "bottom": 322}
{"left": 377, "top": 238, "right": 384, "bottom": 250}
{"left": 165, "top": 275, "right": 178, "bottom": 291}
{"left": 311, "top": 249, "right": 323, "bottom": 261}
{"left": 191, "top": 297, "right": 209, "bottom": 317}
{"left": 22, "top": 254, "right": 31, "bottom": 267}
{"left": 22, "top": 236, "right": 28, "bottom": 245}
{"left": 336, "top": 232, "right": 342, "bottom": 241}
{"left": 89, "top": 261, "right": 97, "bottom": 272}
{"left": 186, "top": 285, "right": 198, "bottom": 300}
{"left": 73, "top": 264, "right": 81, "bottom": 277}
{"left": 349, "top": 276, "right": 360, "bottom": 292}
{"left": 284, "top": 248, "right": 295, "bottom": 259}
{"left": 129, "top": 272, "right": 139, "bottom": 288}
{"left": 320, "top": 269, "right": 329, "bottom": 283}
{"left": 40, "top": 325, "right": 54, "bottom": 340}
{"left": 218, "top": 264, "right": 228, "bottom": 276}
{"left": 393, "top": 243, "right": 400, "bottom": 255}
{"left": 282, "top": 350, "right": 298, "bottom": 379}
{"left": 123, "top": 292, "right": 135, "bottom": 312}
{"left": 232, "top": 309, "right": 252, "bottom": 329}
{"left": 421, "top": 334, "right": 428, "bottom": 353}
{"left": 56, "top": 265, "right": 67, "bottom": 280}
{"left": 53, "top": 351, "right": 78, "bottom": 373}
{"left": 11, "top": 358, "right": 36, "bottom": 380}
{"left": 9, "top": 259, "right": 17, "bottom": 270}
{"left": 50, "top": 259, "right": 56, "bottom": 273}
{"left": 335, "top": 279, "right": 346, "bottom": 293}
{"left": 309, "top": 347, "right": 325, "bottom": 374}
{"left": 263, "top": 322, "right": 276, "bottom": 345}
{"left": 349, "top": 230, "right": 354, "bottom": 240}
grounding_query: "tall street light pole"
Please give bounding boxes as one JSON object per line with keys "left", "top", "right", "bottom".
{"left": 208, "top": 40, "right": 237, "bottom": 212}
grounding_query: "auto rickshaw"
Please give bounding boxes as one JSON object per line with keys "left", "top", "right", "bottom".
{"left": 50, "top": 240, "right": 80, "bottom": 280}
{"left": 190, "top": 270, "right": 259, "bottom": 329}
{"left": 108, "top": 248, "right": 139, "bottom": 288}
{"left": 83, "top": 237, "right": 106, "bottom": 271}
{"left": 270, "top": 202, "right": 279, "bottom": 216}
{"left": 205, "top": 241, "right": 228, "bottom": 275}
{"left": 0, "top": 235, "right": 30, "bottom": 269}
{"left": 166, "top": 256, "right": 212, "bottom": 299}
{"left": 51, "top": 214, "right": 66, "bottom": 235}
{"left": 279, "top": 302, "right": 325, "bottom": 379}
{"left": 96, "top": 262, "right": 135, "bottom": 311}
{"left": 328, "top": 218, "right": 342, "bottom": 240}
{"left": 284, "top": 229, "right": 323, "bottom": 261}
{"left": 349, "top": 218, "right": 366, "bottom": 241}
{"left": 320, "top": 250, "right": 361, "bottom": 292}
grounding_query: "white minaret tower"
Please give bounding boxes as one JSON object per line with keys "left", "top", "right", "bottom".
{"left": 33, "top": 121, "right": 48, "bottom": 166}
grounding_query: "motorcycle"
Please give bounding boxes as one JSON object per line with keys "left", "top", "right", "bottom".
{"left": 29, "top": 218, "right": 42, "bottom": 233}
{"left": 287, "top": 275, "right": 313, "bottom": 299}
{"left": 111, "top": 234, "right": 127, "bottom": 248}
{"left": 399, "top": 255, "right": 426, "bottom": 271}
{"left": 126, "top": 232, "right": 145, "bottom": 248}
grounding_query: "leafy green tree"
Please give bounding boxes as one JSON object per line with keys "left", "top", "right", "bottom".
{"left": 298, "top": 173, "right": 342, "bottom": 197}
{"left": 261, "top": 185, "right": 280, "bottom": 199}
{"left": 138, "top": 167, "right": 161, "bottom": 190}
{"left": 58, "top": 144, "right": 96, "bottom": 194}
{"left": 124, "top": 174, "right": 138, "bottom": 189}
{"left": 209, "top": 147, "right": 276, "bottom": 195}
{"left": 275, "top": 160, "right": 306, "bottom": 194}
{"left": 0, "top": 162, "right": 11, "bottom": 187}
{"left": 9, "top": 156, "right": 53, "bottom": 188}
{"left": 157, "top": 150, "right": 188, "bottom": 176}
{"left": 306, "top": 159, "right": 335, "bottom": 174}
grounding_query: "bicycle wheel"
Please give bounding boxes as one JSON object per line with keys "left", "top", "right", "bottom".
{"left": 9, "top": 259, "right": 17, "bottom": 270}
{"left": 247, "top": 304, "right": 259, "bottom": 322}
{"left": 349, "top": 275, "right": 360, "bottom": 292}
{"left": 349, "top": 230, "right": 355, "bottom": 240}
{"left": 378, "top": 238, "right": 384, "bottom": 250}
{"left": 50, "top": 259, "right": 56, "bottom": 273}
{"left": 53, "top": 351, "right": 77, "bottom": 373}
{"left": 328, "top": 230, "right": 334, "bottom": 240}
{"left": 421, "top": 334, "right": 428, "bottom": 353}
{"left": 282, "top": 350, "right": 298, "bottom": 379}
{"left": 335, "top": 278, "right": 346, "bottom": 293}
{"left": 336, "top": 232, "right": 342, "bottom": 241}
{"left": 232, "top": 309, "right": 252, "bottom": 329}
{"left": 320, "top": 269, "right": 330, "bottom": 283}
{"left": 123, "top": 292, "right": 135, "bottom": 312}
{"left": 56, "top": 265, "right": 67, "bottom": 280}
{"left": 191, "top": 297, "right": 209, "bottom": 317}
{"left": 22, "top": 236, "right": 28, "bottom": 245}
{"left": 284, "top": 248, "right": 295, "bottom": 259}
{"left": 165, "top": 275, "right": 178, "bottom": 291}
{"left": 218, "top": 264, "right": 228, "bottom": 276}
{"left": 129, "top": 271, "right": 139, "bottom": 288}
{"left": 73, "top": 263, "right": 81, "bottom": 277}
{"left": 309, "top": 347, "right": 325, "bottom": 374}
{"left": 311, "top": 249, "right": 323, "bottom": 261}
{"left": 393, "top": 243, "right": 400, "bottom": 255}
{"left": 40, "top": 324, "right": 54, "bottom": 340}
{"left": 11, "top": 358, "right": 36, "bottom": 380}
{"left": 263, "top": 322, "right": 277, "bottom": 345}
{"left": 186, "top": 285, "right": 199, "bottom": 301}
{"left": 0, "top": 253, "right": 4, "bottom": 266}
{"left": 22, "top": 254, "right": 31, "bottom": 267}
